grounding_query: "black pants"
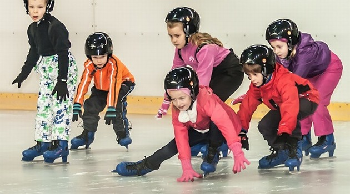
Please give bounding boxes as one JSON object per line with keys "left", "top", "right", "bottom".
{"left": 146, "top": 49, "right": 244, "bottom": 170}
{"left": 257, "top": 98, "right": 318, "bottom": 148}
{"left": 82, "top": 83, "right": 134, "bottom": 135}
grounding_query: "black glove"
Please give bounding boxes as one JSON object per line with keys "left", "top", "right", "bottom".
{"left": 239, "top": 129, "right": 249, "bottom": 150}
{"left": 72, "top": 103, "right": 82, "bottom": 122}
{"left": 12, "top": 74, "right": 26, "bottom": 88}
{"left": 52, "top": 80, "right": 69, "bottom": 102}
{"left": 123, "top": 80, "right": 135, "bottom": 88}
{"left": 272, "top": 132, "right": 290, "bottom": 150}
{"left": 104, "top": 106, "right": 117, "bottom": 125}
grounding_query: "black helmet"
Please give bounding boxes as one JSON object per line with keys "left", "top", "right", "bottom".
{"left": 23, "top": 0, "right": 54, "bottom": 14}
{"left": 240, "top": 44, "right": 275, "bottom": 76}
{"left": 266, "top": 19, "right": 300, "bottom": 50}
{"left": 85, "top": 32, "right": 113, "bottom": 58}
{"left": 165, "top": 7, "right": 200, "bottom": 38}
{"left": 164, "top": 67, "right": 199, "bottom": 101}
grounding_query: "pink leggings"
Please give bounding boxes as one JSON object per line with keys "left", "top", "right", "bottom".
{"left": 300, "top": 52, "right": 343, "bottom": 136}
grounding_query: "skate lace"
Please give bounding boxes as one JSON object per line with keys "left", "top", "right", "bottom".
{"left": 313, "top": 136, "right": 326, "bottom": 147}
{"left": 126, "top": 157, "right": 150, "bottom": 176}
{"left": 266, "top": 147, "right": 279, "bottom": 160}
{"left": 48, "top": 141, "right": 58, "bottom": 151}
{"left": 28, "top": 143, "right": 41, "bottom": 150}
{"left": 205, "top": 147, "right": 219, "bottom": 163}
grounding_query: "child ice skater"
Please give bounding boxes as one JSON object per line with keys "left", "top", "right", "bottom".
{"left": 266, "top": 19, "right": 343, "bottom": 158}
{"left": 153, "top": 6, "right": 245, "bottom": 174}
{"left": 70, "top": 32, "right": 135, "bottom": 149}
{"left": 238, "top": 45, "right": 319, "bottom": 171}
{"left": 13, "top": 0, "right": 78, "bottom": 163}
{"left": 116, "top": 67, "right": 250, "bottom": 181}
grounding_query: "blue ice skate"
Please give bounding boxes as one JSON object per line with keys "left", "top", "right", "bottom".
{"left": 70, "top": 130, "right": 95, "bottom": 149}
{"left": 299, "top": 131, "right": 312, "bottom": 156}
{"left": 113, "top": 158, "right": 153, "bottom": 176}
{"left": 258, "top": 148, "right": 289, "bottom": 169}
{"left": 117, "top": 101, "right": 132, "bottom": 149}
{"left": 200, "top": 146, "right": 220, "bottom": 176}
{"left": 285, "top": 143, "right": 303, "bottom": 171}
{"left": 309, "top": 133, "right": 336, "bottom": 158}
{"left": 219, "top": 142, "right": 229, "bottom": 157}
{"left": 22, "top": 141, "right": 51, "bottom": 161}
{"left": 43, "top": 140, "right": 69, "bottom": 163}
{"left": 191, "top": 142, "right": 207, "bottom": 157}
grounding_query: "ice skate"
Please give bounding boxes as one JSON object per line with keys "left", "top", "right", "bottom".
{"left": 309, "top": 133, "right": 336, "bottom": 158}
{"left": 200, "top": 146, "right": 220, "bottom": 176}
{"left": 70, "top": 130, "right": 95, "bottom": 150}
{"left": 43, "top": 140, "right": 69, "bottom": 163}
{"left": 285, "top": 137, "right": 303, "bottom": 171}
{"left": 22, "top": 141, "right": 51, "bottom": 161}
{"left": 258, "top": 147, "right": 289, "bottom": 169}
{"left": 113, "top": 157, "right": 153, "bottom": 176}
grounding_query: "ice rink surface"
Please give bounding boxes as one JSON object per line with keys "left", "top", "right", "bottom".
{"left": 0, "top": 110, "right": 349, "bottom": 194}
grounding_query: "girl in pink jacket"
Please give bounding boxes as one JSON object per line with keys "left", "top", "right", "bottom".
{"left": 165, "top": 67, "right": 249, "bottom": 182}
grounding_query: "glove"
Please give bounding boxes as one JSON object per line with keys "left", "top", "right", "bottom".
{"left": 239, "top": 129, "right": 249, "bottom": 150}
{"left": 231, "top": 94, "right": 247, "bottom": 105}
{"left": 12, "top": 74, "right": 26, "bottom": 88}
{"left": 177, "top": 159, "right": 202, "bottom": 182}
{"left": 272, "top": 132, "right": 290, "bottom": 150}
{"left": 229, "top": 142, "right": 250, "bottom": 174}
{"left": 104, "top": 106, "right": 117, "bottom": 125}
{"left": 72, "top": 103, "right": 82, "bottom": 122}
{"left": 52, "top": 80, "right": 69, "bottom": 102}
{"left": 155, "top": 97, "right": 171, "bottom": 119}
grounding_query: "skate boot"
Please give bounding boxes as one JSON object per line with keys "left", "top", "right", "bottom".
{"left": 285, "top": 137, "right": 303, "bottom": 171}
{"left": 22, "top": 141, "right": 51, "bottom": 161}
{"left": 113, "top": 157, "right": 153, "bottom": 176}
{"left": 200, "top": 146, "right": 220, "bottom": 176}
{"left": 191, "top": 142, "right": 207, "bottom": 157}
{"left": 117, "top": 101, "right": 132, "bottom": 149}
{"left": 219, "top": 142, "right": 229, "bottom": 157}
{"left": 308, "top": 133, "right": 336, "bottom": 158}
{"left": 43, "top": 140, "right": 69, "bottom": 163}
{"left": 70, "top": 130, "right": 95, "bottom": 149}
{"left": 299, "top": 131, "right": 312, "bottom": 156}
{"left": 258, "top": 147, "right": 289, "bottom": 169}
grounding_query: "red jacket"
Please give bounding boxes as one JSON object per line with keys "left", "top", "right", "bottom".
{"left": 74, "top": 55, "right": 135, "bottom": 107}
{"left": 238, "top": 63, "right": 319, "bottom": 135}
{"left": 172, "top": 86, "right": 242, "bottom": 161}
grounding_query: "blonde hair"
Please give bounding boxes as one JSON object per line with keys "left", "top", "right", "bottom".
{"left": 166, "top": 22, "right": 223, "bottom": 47}
{"left": 189, "top": 32, "right": 223, "bottom": 47}
{"left": 289, "top": 45, "right": 297, "bottom": 58}
{"left": 243, "top": 64, "right": 262, "bottom": 75}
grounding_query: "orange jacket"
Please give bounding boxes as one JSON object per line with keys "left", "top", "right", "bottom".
{"left": 74, "top": 55, "right": 135, "bottom": 107}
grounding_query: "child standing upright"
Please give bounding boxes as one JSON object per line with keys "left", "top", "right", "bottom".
{"left": 266, "top": 19, "right": 343, "bottom": 158}
{"left": 238, "top": 45, "right": 319, "bottom": 171}
{"left": 70, "top": 32, "right": 135, "bottom": 150}
{"left": 12, "top": 0, "right": 78, "bottom": 163}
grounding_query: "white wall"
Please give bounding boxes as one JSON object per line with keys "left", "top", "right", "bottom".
{"left": 2, "top": 0, "right": 350, "bottom": 102}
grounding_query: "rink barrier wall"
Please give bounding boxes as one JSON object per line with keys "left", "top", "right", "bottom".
{"left": 0, "top": 93, "right": 349, "bottom": 121}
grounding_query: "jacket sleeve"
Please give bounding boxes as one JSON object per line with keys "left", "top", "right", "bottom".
{"left": 19, "top": 24, "right": 40, "bottom": 79}
{"left": 202, "top": 93, "right": 241, "bottom": 146}
{"left": 107, "top": 60, "right": 118, "bottom": 107}
{"left": 171, "top": 48, "right": 186, "bottom": 69}
{"left": 172, "top": 108, "right": 191, "bottom": 160}
{"left": 74, "top": 61, "right": 93, "bottom": 105}
{"left": 193, "top": 45, "right": 216, "bottom": 86}
{"left": 237, "top": 84, "right": 262, "bottom": 131}
{"left": 49, "top": 21, "right": 71, "bottom": 81}
{"left": 276, "top": 77, "right": 300, "bottom": 135}
{"left": 293, "top": 40, "right": 331, "bottom": 78}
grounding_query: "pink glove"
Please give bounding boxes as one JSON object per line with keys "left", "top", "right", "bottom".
{"left": 231, "top": 94, "right": 247, "bottom": 105}
{"left": 155, "top": 97, "right": 171, "bottom": 118}
{"left": 229, "top": 142, "right": 251, "bottom": 173}
{"left": 177, "top": 159, "right": 202, "bottom": 182}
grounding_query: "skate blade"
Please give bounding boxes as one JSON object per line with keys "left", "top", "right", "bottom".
{"left": 309, "top": 156, "right": 336, "bottom": 160}
{"left": 44, "top": 161, "right": 70, "bottom": 165}
{"left": 21, "top": 159, "right": 44, "bottom": 163}
{"left": 70, "top": 147, "right": 91, "bottom": 151}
